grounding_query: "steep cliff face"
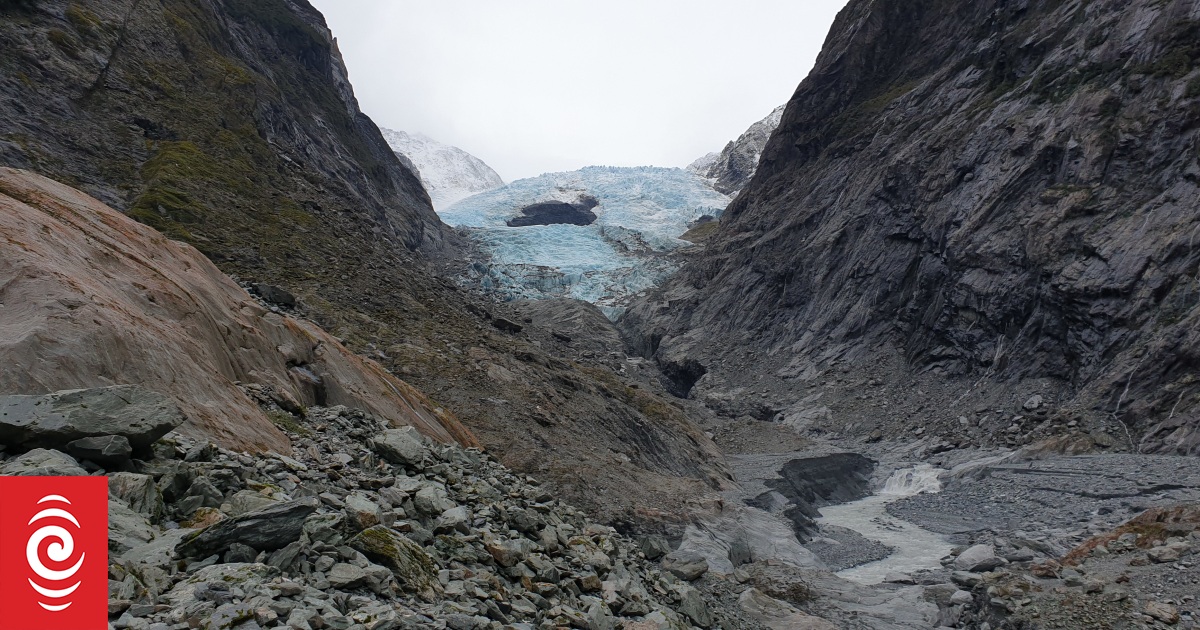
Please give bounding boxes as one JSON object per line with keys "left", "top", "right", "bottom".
{"left": 0, "top": 0, "right": 444, "bottom": 257}
{"left": 688, "top": 105, "right": 784, "bottom": 196}
{"left": 626, "top": 0, "right": 1200, "bottom": 454}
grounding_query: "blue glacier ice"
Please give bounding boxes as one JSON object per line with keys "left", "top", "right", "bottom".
{"left": 442, "top": 166, "right": 730, "bottom": 317}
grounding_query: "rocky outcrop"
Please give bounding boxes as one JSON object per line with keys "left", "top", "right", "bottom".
{"left": 506, "top": 197, "right": 599, "bottom": 227}
{"left": 628, "top": 0, "right": 1200, "bottom": 454}
{"left": 0, "top": 0, "right": 444, "bottom": 255}
{"left": 689, "top": 105, "right": 784, "bottom": 196}
{"left": 0, "top": 386, "right": 183, "bottom": 454}
{"left": 0, "top": 168, "right": 475, "bottom": 452}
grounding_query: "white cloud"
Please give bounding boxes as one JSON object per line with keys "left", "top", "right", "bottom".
{"left": 310, "top": 0, "right": 849, "bottom": 181}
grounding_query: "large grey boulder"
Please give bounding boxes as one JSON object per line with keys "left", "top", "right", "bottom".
{"left": 0, "top": 448, "right": 86, "bottom": 476}
{"left": 954, "top": 543, "right": 1005, "bottom": 572}
{"left": 176, "top": 497, "right": 319, "bottom": 558}
{"left": 0, "top": 386, "right": 183, "bottom": 453}
{"left": 368, "top": 427, "right": 429, "bottom": 466}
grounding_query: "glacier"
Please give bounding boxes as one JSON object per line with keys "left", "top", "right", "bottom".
{"left": 442, "top": 166, "right": 729, "bottom": 318}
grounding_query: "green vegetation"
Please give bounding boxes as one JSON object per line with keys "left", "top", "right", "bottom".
{"left": 65, "top": 3, "right": 103, "bottom": 37}
{"left": 266, "top": 409, "right": 310, "bottom": 436}
{"left": 828, "top": 79, "right": 922, "bottom": 140}
{"left": 46, "top": 29, "right": 79, "bottom": 58}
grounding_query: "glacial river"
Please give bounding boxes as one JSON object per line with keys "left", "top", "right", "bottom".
{"left": 817, "top": 464, "right": 955, "bottom": 584}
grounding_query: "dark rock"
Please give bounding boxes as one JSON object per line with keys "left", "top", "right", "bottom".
{"left": 490, "top": 318, "right": 523, "bottom": 334}
{"left": 252, "top": 283, "right": 297, "bottom": 308}
{"left": 67, "top": 435, "right": 133, "bottom": 467}
{"left": 505, "top": 196, "right": 599, "bottom": 227}
{"left": 177, "top": 497, "right": 320, "bottom": 558}
{"left": 0, "top": 386, "right": 183, "bottom": 454}
{"left": 756, "top": 453, "right": 874, "bottom": 541}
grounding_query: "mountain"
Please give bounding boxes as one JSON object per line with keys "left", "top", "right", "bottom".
{"left": 625, "top": 0, "right": 1200, "bottom": 455}
{"left": 688, "top": 104, "right": 785, "bottom": 196}
{"left": 0, "top": 0, "right": 731, "bottom": 526}
{"left": 380, "top": 128, "right": 504, "bottom": 210}
{"left": 442, "top": 166, "right": 729, "bottom": 317}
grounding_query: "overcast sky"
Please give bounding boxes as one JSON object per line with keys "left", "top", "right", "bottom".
{"left": 309, "top": 0, "right": 849, "bottom": 182}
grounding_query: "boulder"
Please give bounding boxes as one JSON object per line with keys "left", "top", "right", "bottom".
{"left": 369, "top": 427, "right": 429, "bottom": 466}
{"left": 176, "top": 497, "right": 319, "bottom": 557}
{"left": 67, "top": 435, "right": 133, "bottom": 467}
{"left": 348, "top": 526, "right": 440, "bottom": 600}
{"left": 662, "top": 550, "right": 709, "bottom": 581}
{"left": 0, "top": 448, "right": 86, "bottom": 476}
{"left": 953, "top": 544, "right": 1004, "bottom": 572}
{"left": 0, "top": 386, "right": 182, "bottom": 453}
{"left": 327, "top": 563, "right": 369, "bottom": 589}
{"left": 109, "top": 472, "right": 165, "bottom": 523}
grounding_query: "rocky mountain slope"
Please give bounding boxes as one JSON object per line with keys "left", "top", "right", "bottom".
{"left": 626, "top": 0, "right": 1200, "bottom": 455}
{"left": 380, "top": 128, "right": 504, "bottom": 210}
{"left": 0, "top": 167, "right": 475, "bottom": 453}
{"left": 0, "top": 0, "right": 730, "bottom": 528}
{"left": 688, "top": 105, "right": 784, "bottom": 196}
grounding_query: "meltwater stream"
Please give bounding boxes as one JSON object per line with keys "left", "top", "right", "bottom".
{"left": 817, "top": 464, "right": 954, "bottom": 584}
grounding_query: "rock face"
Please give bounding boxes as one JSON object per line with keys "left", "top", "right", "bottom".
{"left": 627, "top": 0, "right": 1200, "bottom": 453}
{"left": 0, "top": 168, "right": 476, "bottom": 452}
{"left": 688, "top": 105, "right": 784, "bottom": 196}
{"left": 0, "top": 0, "right": 444, "bottom": 255}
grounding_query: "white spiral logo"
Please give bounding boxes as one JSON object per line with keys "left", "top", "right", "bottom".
{"left": 26, "top": 495, "right": 85, "bottom": 612}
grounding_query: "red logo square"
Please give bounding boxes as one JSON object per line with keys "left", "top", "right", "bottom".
{"left": 0, "top": 476, "right": 109, "bottom": 630}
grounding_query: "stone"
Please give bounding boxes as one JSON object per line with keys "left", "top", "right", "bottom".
{"left": 109, "top": 499, "right": 157, "bottom": 555}
{"left": 0, "top": 386, "right": 183, "bottom": 452}
{"left": 176, "top": 497, "right": 320, "bottom": 557}
{"left": 1023, "top": 395, "right": 1044, "bottom": 411}
{"left": 639, "top": 536, "right": 670, "bottom": 560}
{"left": 1145, "top": 601, "right": 1180, "bottom": 624}
{"left": 253, "top": 283, "right": 297, "bottom": 308}
{"left": 0, "top": 448, "right": 86, "bottom": 476}
{"left": 413, "top": 483, "right": 454, "bottom": 515}
{"left": 302, "top": 512, "right": 346, "bottom": 546}
{"left": 435, "top": 506, "right": 470, "bottom": 533}
{"left": 348, "top": 526, "right": 440, "bottom": 599}
{"left": 678, "top": 587, "right": 713, "bottom": 628}
{"left": 109, "top": 472, "right": 165, "bottom": 523}
{"left": 369, "top": 427, "right": 429, "bottom": 467}
{"left": 490, "top": 318, "right": 523, "bottom": 334}
{"left": 662, "top": 551, "right": 709, "bottom": 581}
{"left": 1148, "top": 544, "right": 1184, "bottom": 564}
{"left": 328, "top": 563, "right": 369, "bottom": 589}
{"left": 345, "top": 493, "right": 383, "bottom": 531}
{"left": 950, "top": 590, "right": 973, "bottom": 605}
{"left": 486, "top": 539, "right": 530, "bottom": 568}
{"left": 226, "top": 490, "right": 279, "bottom": 516}
{"left": 67, "top": 434, "right": 133, "bottom": 467}
{"left": 954, "top": 544, "right": 1004, "bottom": 572}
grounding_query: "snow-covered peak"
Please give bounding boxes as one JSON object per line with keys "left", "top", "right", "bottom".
{"left": 380, "top": 128, "right": 504, "bottom": 210}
